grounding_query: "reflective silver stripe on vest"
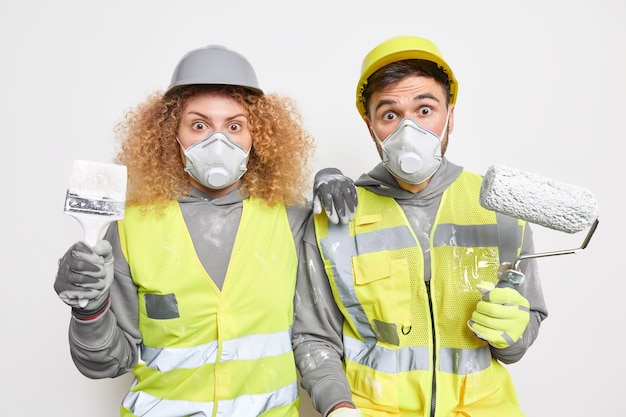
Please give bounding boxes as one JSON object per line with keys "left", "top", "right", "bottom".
{"left": 322, "top": 223, "right": 416, "bottom": 343}
{"left": 344, "top": 335, "right": 429, "bottom": 372}
{"left": 495, "top": 212, "right": 523, "bottom": 265}
{"left": 439, "top": 346, "right": 492, "bottom": 374}
{"left": 122, "top": 381, "right": 298, "bottom": 416}
{"left": 140, "top": 329, "right": 292, "bottom": 372}
{"left": 221, "top": 330, "right": 292, "bottom": 361}
{"left": 140, "top": 341, "right": 218, "bottom": 371}
{"left": 344, "top": 335, "right": 491, "bottom": 375}
{"left": 215, "top": 381, "right": 298, "bottom": 417}
{"left": 433, "top": 215, "right": 522, "bottom": 265}
{"left": 123, "top": 387, "right": 213, "bottom": 416}
{"left": 432, "top": 224, "right": 500, "bottom": 247}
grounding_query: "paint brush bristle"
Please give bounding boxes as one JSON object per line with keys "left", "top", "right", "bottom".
{"left": 64, "top": 160, "right": 127, "bottom": 244}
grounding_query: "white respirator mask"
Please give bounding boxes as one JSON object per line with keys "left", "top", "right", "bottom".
{"left": 179, "top": 131, "right": 249, "bottom": 189}
{"left": 374, "top": 114, "right": 449, "bottom": 184}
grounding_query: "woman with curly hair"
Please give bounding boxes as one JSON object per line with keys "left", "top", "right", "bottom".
{"left": 53, "top": 45, "right": 351, "bottom": 417}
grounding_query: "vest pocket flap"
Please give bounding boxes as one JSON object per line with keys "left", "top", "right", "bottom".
{"left": 353, "top": 251, "right": 392, "bottom": 285}
{"left": 355, "top": 214, "right": 382, "bottom": 226}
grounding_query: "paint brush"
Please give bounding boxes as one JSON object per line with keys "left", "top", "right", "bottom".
{"left": 64, "top": 160, "right": 127, "bottom": 307}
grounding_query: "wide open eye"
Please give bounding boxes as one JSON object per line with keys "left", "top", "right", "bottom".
{"left": 192, "top": 121, "right": 208, "bottom": 131}
{"left": 382, "top": 111, "right": 398, "bottom": 121}
{"left": 418, "top": 106, "right": 432, "bottom": 116}
{"left": 226, "top": 122, "right": 242, "bottom": 133}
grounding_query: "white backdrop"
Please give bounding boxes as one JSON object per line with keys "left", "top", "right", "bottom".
{"left": 1, "top": 1, "right": 622, "bottom": 416}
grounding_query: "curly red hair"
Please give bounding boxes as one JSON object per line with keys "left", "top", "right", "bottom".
{"left": 114, "top": 85, "right": 315, "bottom": 209}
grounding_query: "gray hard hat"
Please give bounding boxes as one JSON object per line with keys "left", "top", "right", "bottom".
{"left": 166, "top": 45, "right": 263, "bottom": 95}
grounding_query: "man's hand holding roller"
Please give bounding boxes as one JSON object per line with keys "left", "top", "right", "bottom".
{"left": 467, "top": 281, "right": 530, "bottom": 349}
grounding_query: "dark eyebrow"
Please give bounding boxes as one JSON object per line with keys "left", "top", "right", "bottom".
{"left": 184, "top": 111, "right": 247, "bottom": 121}
{"left": 373, "top": 98, "right": 398, "bottom": 114}
{"left": 229, "top": 113, "right": 247, "bottom": 121}
{"left": 184, "top": 110, "right": 209, "bottom": 119}
{"left": 373, "top": 93, "right": 440, "bottom": 114}
{"left": 415, "top": 92, "right": 440, "bottom": 103}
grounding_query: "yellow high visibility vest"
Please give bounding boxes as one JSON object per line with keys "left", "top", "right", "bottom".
{"left": 314, "top": 170, "right": 526, "bottom": 417}
{"left": 118, "top": 198, "right": 300, "bottom": 417}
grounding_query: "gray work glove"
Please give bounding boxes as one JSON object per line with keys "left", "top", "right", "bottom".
{"left": 54, "top": 240, "right": 114, "bottom": 313}
{"left": 327, "top": 408, "right": 364, "bottom": 417}
{"left": 313, "top": 168, "right": 358, "bottom": 225}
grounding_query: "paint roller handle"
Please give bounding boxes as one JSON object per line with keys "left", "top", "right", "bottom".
{"left": 497, "top": 269, "right": 525, "bottom": 289}
{"left": 512, "top": 218, "right": 600, "bottom": 270}
{"left": 497, "top": 218, "right": 600, "bottom": 289}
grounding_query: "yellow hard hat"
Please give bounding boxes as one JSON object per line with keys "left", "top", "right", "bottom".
{"left": 356, "top": 36, "right": 458, "bottom": 118}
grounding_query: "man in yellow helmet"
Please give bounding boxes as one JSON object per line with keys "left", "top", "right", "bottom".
{"left": 292, "top": 36, "right": 548, "bottom": 416}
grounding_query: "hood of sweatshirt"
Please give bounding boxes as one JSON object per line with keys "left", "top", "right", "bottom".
{"left": 354, "top": 157, "right": 464, "bottom": 206}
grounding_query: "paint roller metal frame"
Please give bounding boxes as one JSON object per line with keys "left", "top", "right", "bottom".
{"left": 498, "top": 217, "right": 599, "bottom": 288}
{"left": 479, "top": 164, "right": 600, "bottom": 288}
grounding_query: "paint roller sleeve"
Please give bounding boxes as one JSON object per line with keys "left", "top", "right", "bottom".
{"left": 479, "top": 165, "right": 598, "bottom": 234}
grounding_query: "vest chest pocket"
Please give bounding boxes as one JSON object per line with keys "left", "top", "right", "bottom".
{"left": 145, "top": 293, "right": 180, "bottom": 319}
{"left": 352, "top": 250, "right": 411, "bottom": 341}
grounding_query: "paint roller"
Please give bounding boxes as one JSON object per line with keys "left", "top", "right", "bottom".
{"left": 479, "top": 164, "right": 600, "bottom": 288}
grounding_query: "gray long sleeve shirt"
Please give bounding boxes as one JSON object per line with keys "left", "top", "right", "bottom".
{"left": 66, "top": 186, "right": 310, "bottom": 379}
{"left": 292, "top": 158, "right": 549, "bottom": 416}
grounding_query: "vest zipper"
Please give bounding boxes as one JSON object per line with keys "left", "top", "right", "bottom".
{"left": 426, "top": 280, "right": 437, "bottom": 417}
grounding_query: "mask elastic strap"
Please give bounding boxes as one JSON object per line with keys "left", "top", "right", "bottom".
{"left": 439, "top": 109, "right": 451, "bottom": 140}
